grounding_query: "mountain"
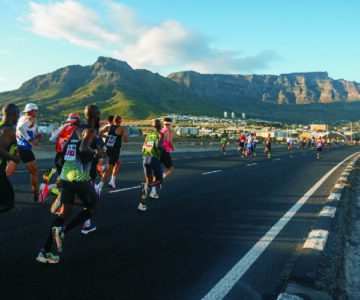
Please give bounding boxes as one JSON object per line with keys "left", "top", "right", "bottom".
{"left": 0, "top": 57, "right": 218, "bottom": 120}
{"left": 1, "top": 56, "right": 360, "bottom": 122}
{"left": 167, "top": 71, "right": 360, "bottom": 122}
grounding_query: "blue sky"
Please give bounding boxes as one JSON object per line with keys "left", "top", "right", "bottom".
{"left": 0, "top": 0, "right": 359, "bottom": 92}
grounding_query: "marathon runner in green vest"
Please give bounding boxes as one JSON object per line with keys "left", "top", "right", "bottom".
{"left": 138, "top": 119, "right": 164, "bottom": 212}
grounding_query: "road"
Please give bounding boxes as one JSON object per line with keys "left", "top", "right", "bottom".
{"left": 0, "top": 144, "right": 358, "bottom": 300}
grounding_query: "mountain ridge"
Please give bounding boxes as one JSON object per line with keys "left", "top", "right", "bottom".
{"left": 1, "top": 56, "right": 360, "bottom": 122}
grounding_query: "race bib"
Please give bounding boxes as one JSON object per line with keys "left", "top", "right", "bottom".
{"left": 107, "top": 135, "right": 116, "bottom": 147}
{"left": 64, "top": 144, "right": 77, "bottom": 161}
{"left": 144, "top": 141, "right": 154, "bottom": 150}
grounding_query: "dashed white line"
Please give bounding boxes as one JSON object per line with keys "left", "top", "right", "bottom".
{"left": 201, "top": 152, "right": 358, "bottom": 300}
{"left": 246, "top": 163, "right": 258, "bottom": 167}
{"left": 303, "top": 229, "right": 329, "bottom": 251}
{"left": 202, "top": 170, "right": 223, "bottom": 175}
{"left": 328, "top": 193, "right": 341, "bottom": 201}
{"left": 109, "top": 185, "right": 141, "bottom": 193}
{"left": 319, "top": 206, "right": 337, "bottom": 218}
{"left": 273, "top": 158, "right": 280, "bottom": 161}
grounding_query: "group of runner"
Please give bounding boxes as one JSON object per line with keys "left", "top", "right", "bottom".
{"left": 0, "top": 102, "right": 175, "bottom": 264}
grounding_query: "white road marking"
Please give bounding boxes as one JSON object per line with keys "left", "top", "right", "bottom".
{"left": 328, "top": 193, "right": 341, "bottom": 201}
{"left": 246, "top": 163, "right": 258, "bottom": 167}
{"left": 273, "top": 158, "right": 280, "bottom": 161}
{"left": 303, "top": 229, "right": 329, "bottom": 251}
{"left": 202, "top": 170, "right": 223, "bottom": 175}
{"left": 289, "top": 155, "right": 294, "bottom": 158}
{"left": 338, "top": 176, "right": 348, "bottom": 182}
{"left": 334, "top": 183, "right": 345, "bottom": 189}
{"left": 109, "top": 185, "right": 141, "bottom": 193}
{"left": 319, "top": 206, "right": 337, "bottom": 218}
{"left": 201, "top": 152, "right": 358, "bottom": 300}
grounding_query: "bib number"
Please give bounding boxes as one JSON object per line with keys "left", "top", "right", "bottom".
{"left": 144, "top": 141, "right": 154, "bottom": 150}
{"left": 64, "top": 144, "right": 76, "bottom": 161}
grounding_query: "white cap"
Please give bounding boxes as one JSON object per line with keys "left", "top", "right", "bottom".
{"left": 23, "top": 103, "right": 38, "bottom": 112}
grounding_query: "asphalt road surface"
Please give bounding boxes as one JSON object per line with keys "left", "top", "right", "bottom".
{"left": 1, "top": 144, "right": 358, "bottom": 300}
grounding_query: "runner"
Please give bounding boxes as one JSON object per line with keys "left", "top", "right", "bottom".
{"left": 220, "top": 135, "right": 228, "bottom": 154}
{"left": 138, "top": 119, "right": 164, "bottom": 212}
{"left": 41, "top": 113, "right": 81, "bottom": 202}
{"left": 36, "top": 107, "right": 104, "bottom": 264}
{"left": 316, "top": 136, "right": 324, "bottom": 160}
{"left": 253, "top": 134, "right": 258, "bottom": 156}
{"left": 96, "top": 115, "right": 114, "bottom": 177}
{"left": 264, "top": 134, "right": 272, "bottom": 159}
{"left": 150, "top": 117, "right": 175, "bottom": 199}
{"left": 245, "top": 133, "right": 254, "bottom": 157}
{"left": 96, "top": 115, "right": 128, "bottom": 193}
{"left": 0, "top": 104, "right": 20, "bottom": 213}
{"left": 10, "top": 103, "right": 44, "bottom": 202}
{"left": 237, "top": 133, "right": 246, "bottom": 157}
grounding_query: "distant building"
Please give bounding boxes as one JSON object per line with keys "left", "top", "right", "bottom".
{"left": 310, "top": 124, "right": 328, "bottom": 132}
{"left": 224, "top": 111, "right": 228, "bottom": 118}
{"left": 242, "top": 112, "right": 246, "bottom": 119}
{"left": 175, "top": 127, "right": 199, "bottom": 136}
{"left": 231, "top": 112, "right": 235, "bottom": 118}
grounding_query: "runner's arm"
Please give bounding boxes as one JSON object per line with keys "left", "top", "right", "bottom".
{"left": 17, "top": 119, "right": 32, "bottom": 141}
{"left": 49, "top": 125, "right": 65, "bottom": 143}
{"left": 0, "top": 128, "right": 19, "bottom": 162}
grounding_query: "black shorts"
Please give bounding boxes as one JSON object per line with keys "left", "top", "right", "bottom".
{"left": 54, "top": 152, "right": 64, "bottom": 174}
{"left": 60, "top": 180, "right": 98, "bottom": 209}
{"left": 143, "top": 155, "right": 163, "bottom": 182}
{"left": 0, "top": 170, "right": 15, "bottom": 213}
{"left": 90, "top": 158, "right": 99, "bottom": 180}
{"left": 160, "top": 151, "right": 173, "bottom": 169}
{"left": 106, "top": 149, "right": 120, "bottom": 166}
{"left": 317, "top": 147, "right": 323, "bottom": 152}
{"left": 239, "top": 142, "right": 245, "bottom": 147}
{"left": 18, "top": 148, "right": 36, "bottom": 164}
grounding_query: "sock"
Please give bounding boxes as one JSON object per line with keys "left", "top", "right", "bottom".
{"left": 163, "top": 173, "right": 167, "bottom": 179}
{"left": 84, "top": 219, "right": 91, "bottom": 227}
{"left": 110, "top": 176, "right": 115, "bottom": 182}
{"left": 151, "top": 186, "right": 156, "bottom": 194}
{"left": 98, "top": 181, "right": 104, "bottom": 189}
{"left": 43, "top": 217, "right": 65, "bottom": 252}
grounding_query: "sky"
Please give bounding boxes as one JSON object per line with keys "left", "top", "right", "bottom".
{"left": 0, "top": 0, "right": 359, "bottom": 92}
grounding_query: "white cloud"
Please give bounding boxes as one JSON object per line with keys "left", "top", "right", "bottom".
{"left": 0, "top": 49, "right": 12, "bottom": 55}
{"left": 0, "top": 77, "right": 7, "bottom": 83}
{"left": 25, "top": 1, "right": 279, "bottom": 74}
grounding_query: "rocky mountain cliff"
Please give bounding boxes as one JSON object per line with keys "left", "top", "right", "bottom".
{"left": 167, "top": 71, "right": 360, "bottom": 105}
{"left": 1, "top": 56, "right": 360, "bottom": 122}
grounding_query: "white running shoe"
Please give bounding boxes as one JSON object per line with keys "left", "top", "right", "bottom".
{"left": 108, "top": 180, "right": 116, "bottom": 190}
{"left": 149, "top": 188, "right": 159, "bottom": 199}
{"left": 36, "top": 250, "right": 60, "bottom": 264}
{"left": 95, "top": 184, "right": 102, "bottom": 197}
{"left": 137, "top": 202, "right": 147, "bottom": 212}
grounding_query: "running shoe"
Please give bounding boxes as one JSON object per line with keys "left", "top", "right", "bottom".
{"left": 52, "top": 226, "right": 65, "bottom": 253}
{"left": 40, "top": 183, "right": 49, "bottom": 202}
{"left": 95, "top": 184, "right": 102, "bottom": 197}
{"left": 149, "top": 188, "right": 159, "bottom": 199}
{"left": 137, "top": 202, "right": 147, "bottom": 212}
{"left": 81, "top": 224, "right": 97, "bottom": 235}
{"left": 108, "top": 180, "right": 116, "bottom": 190}
{"left": 36, "top": 250, "right": 60, "bottom": 264}
{"left": 42, "top": 168, "right": 55, "bottom": 182}
{"left": 140, "top": 183, "right": 148, "bottom": 200}
{"left": 50, "top": 187, "right": 60, "bottom": 196}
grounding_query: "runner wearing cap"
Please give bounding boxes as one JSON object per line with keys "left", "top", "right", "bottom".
{"left": 8, "top": 103, "right": 44, "bottom": 202}
{"left": 0, "top": 104, "right": 21, "bottom": 213}
{"left": 149, "top": 117, "right": 175, "bottom": 199}
{"left": 96, "top": 115, "right": 128, "bottom": 193}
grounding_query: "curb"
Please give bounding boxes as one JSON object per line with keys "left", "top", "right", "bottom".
{"left": 277, "top": 155, "right": 360, "bottom": 300}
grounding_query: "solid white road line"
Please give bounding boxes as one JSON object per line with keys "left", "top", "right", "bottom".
{"left": 202, "top": 170, "right": 223, "bottom": 175}
{"left": 303, "top": 229, "right": 329, "bottom": 251}
{"left": 201, "top": 152, "right": 358, "bottom": 300}
{"left": 109, "top": 185, "right": 141, "bottom": 193}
